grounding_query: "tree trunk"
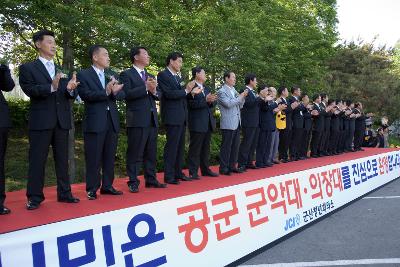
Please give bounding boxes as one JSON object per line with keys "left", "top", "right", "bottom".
{"left": 61, "top": 30, "right": 76, "bottom": 183}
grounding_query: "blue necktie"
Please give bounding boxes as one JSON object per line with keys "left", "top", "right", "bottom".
{"left": 98, "top": 72, "right": 105, "bottom": 89}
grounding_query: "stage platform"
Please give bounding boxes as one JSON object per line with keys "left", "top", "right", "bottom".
{"left": 0, "top": 148, "right": 399, "bottom": 267}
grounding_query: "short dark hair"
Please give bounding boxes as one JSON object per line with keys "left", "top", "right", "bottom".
{"left": 345, "top": 99, "right": 352, "bottom": 106}
{"left": 301, "top": 92, "right": 308, "bottom": 99}
{"left": 166, "top": 52, "right": 183, "bottom": 66}
{"left": 277, "top": 86, "right": 287, "bottom": 96}
{"left": 320, "top": 93, "right": 327, "bottom": 101}
{"left": 191, "top": 66, "right": 204, "bottom": 80}
{"left": 32, "top": 29, "right": 55, "bottom": 46}
{"left": 312, "top": 94, "right": 320, "bottom": 101}
{"left": 88, "top": 44, "right": 106, "bottom": 62}
{"left": 328, "top": 99, "right": 335, "bottom": 105}
{"left": 223, "top": 71, "right": 234, "bottom": 82}
{"left": 291, "top": 86, "right": 300, "bottom": 94}
{"left": 130, "top": 46, "right": 147, "bottom": 63}
{"left": 244, "top": 73, "right": 256, "bottom": 85}
{"left": 258, "top": 84, "right": 268, "bottom": 92}
{"left": 354, "top": 102, "right": 362, "bottom": 108}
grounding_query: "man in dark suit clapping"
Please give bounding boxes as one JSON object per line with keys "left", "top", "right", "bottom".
{"left": 77, "top": 45, "right": 124, "bottom": 200}
{"left": 0, "top": 63, "right": 15, "bottom": 214}
{"left": 187, "top": 66, "right": 219, "bottom": 179}
{"left": 19, "top": 30, "right": 80, "bottom": 210}
{"left": 157, "top": 52, "right": 202, "bottom": 185}
{"left": 119, "top": 47, "right": 166, "bottom": 193}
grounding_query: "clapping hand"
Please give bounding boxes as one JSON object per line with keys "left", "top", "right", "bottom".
{"left": 51, "top": 73, "right": 62, "bottom": 91}
{"left": 67, "top": 72, "right": 80, "bottom": 91}
{"left": 206, "top": 93, "right": 217, "bottom": 103}
{"left": 106, "top": 77, "right": 124, "bottom": 95}
{"left": 146, "top": 77, "right": 158, "bottom": 95}
{"left": 311, "top": 110, "right": 319, "bottom": 116}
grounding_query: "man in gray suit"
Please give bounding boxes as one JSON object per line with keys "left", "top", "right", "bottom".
{"left": 217, "top": 71, "right": 248, "bottom": 175}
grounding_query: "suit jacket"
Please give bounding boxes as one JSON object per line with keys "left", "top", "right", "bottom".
{"left": 0, "top": 65, "right": 15, "bottom": 128}
{"left": 217, "top": 84, "right": 244, "bottom": 130}
{"left": 312, "top": 103, "right": 324, "bottom": 132}
{"left": 19, "top": 59, "right": 76, "bottom": 130}
{"left": 77, "top": 67, "right": 121, "bottom": 133}
{"left": 259, "top": 100, "right": 277, "bottom": 131}
{"left": 157, "top": 68, "right": 187, "bottom": 126}
{"left": 289, "top": 95, "right": 305, "bottom": 129}
{"left": 240, "top": 87, "right": 261, "bottom": 128}
{"left": 280, "top": 97, "right": 293, "bottom": 130}
{"left": 330, "top": 112, "right": 340, "bottom": 132}
{"left": 303, "top": 109, "right": 312, "bottom": 131}
{"left": 320, "top": 102, "right": 331, "bottom": 131}
{"left": 187, "top": 85, "right": 216, "bottom": 133}
{"left": 120, "top": 68, "right": 159, "bottom": 128}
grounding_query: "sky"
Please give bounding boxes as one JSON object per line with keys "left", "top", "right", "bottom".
{"left": 336, "top": 0, "right": 400, "bottom": 48}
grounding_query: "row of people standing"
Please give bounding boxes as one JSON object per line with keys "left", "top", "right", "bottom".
{"left": 0, "top": 29, "right": 371, "bottom": 214}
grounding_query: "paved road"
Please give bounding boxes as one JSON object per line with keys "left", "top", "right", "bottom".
{"left": 231, "top": 177, "right": 400, "bottom": 267}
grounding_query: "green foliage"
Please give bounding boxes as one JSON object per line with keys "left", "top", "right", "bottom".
{"left": 325, "top": 41, "right": 400, "bottom": 121}
{"left": 0, "top": 0, "right": 338, "bottom": 89}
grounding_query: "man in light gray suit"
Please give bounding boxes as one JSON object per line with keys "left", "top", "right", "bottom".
{"left": 217, "top": 71, "right": 248, "bottom": 175}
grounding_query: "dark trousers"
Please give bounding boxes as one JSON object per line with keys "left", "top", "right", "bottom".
{"left": 256, "top": 129, "right": 272, "bottom": 166}
{"left": 301, "top": 129, "right": 311, "bottom": 157}
{"left": 354, "top": 129, "right": 364, "bottom": 150}
{"left": 126, "top": 126, "right": 158, "bottom": 185}
{"left": 338, "top": 130, "right": 345, "bottom": 152}
{"left": 220, "top": 128, "right": 240, "bottom": 171}
{"left": 290, "top": 127, "right": 303, "bottom": 160}
{"left": 164, "top": 125, "right": 185, "bottom": 182}
{"left": 27, "top": 123, "right": 71, "bottom": 203}
{"left": 344, "top": 129, "right": 355, "bottom": 150}
{"left": 320, "top": 130, "right": 331, "bottom": 153}
{"left": 84, "top": 112, "right": 118, "bottom": 192}
{"left": 0, "top": 128, "right": 8, "bottom": 207}
{"left": 278, "top": 128, "right": 291, "bottom": 160}
{"left": 238, "top": 127, "right": 258, "bottom": 167}
{"left": 328, "top": 130, "right": 340, "bottom": 154}
{"left": 247, "top": 127, "right": 259, "bottom": 166}
{"left": 188, "top": 130, "right": 212, "bottom": 175}
{"left": 310, "top": 130, "right": 322, "bottom": 156}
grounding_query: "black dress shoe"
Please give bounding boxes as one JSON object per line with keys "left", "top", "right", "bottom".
{"left": 273, "top": 160, "right": 281, "bottom": 164}
{"left": 87, "top": 191, "right": 97, "bottom": 200}
{"left": 265, "top": 162, "right": 274, "bottom": 167}
{"left": 189, "top": 174, "right": 200, "bottom": 180}
{"left": 231, "top": 167, "right": 245, "bottom": 173}
{"left": 202, "top": 170, "right": 219, "bottom": 177}
{"left": 281, "top": 159, "right": 288, "bottom": 163}
{"left": 145, "top": 181, "right": 167, "bottom": 188}
{"left": 58, "top": 196, "right": 80, "bottom": 203}
{"left": 100, "top": 187, "right": 123, "bottom": 195}
{"left": 219, "top": 169, "right": 231, "bottom": 175}
{"left": 246, "top": 164, "right": 259, "bottom": 169}
{"left": 0, "top": 206, "right": 11, "bottom": 215}
{"left": 26, "top": 200, "right": 40, "bottom": 210}
{"left": 177, "top": 175, "right": 192, "bottom": 181}
{"left": 128, "top": 183, "right": 139, "bottom": 193}
{"left": 165, "top": 179, "right": 180, "bottom": 185}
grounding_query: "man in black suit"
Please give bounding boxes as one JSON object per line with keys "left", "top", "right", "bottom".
{"left": 288, "top": 86, "right": 305, "bottom": 161}
{"left": 0, "top": 63, "right": 15, "bottom": 215}
{"left": 318, "top": 93, "right": 332, "bottom": 156}
{"left": 310, "top": 94, "right": 324, "bottom": 157}
{"left": 187, "top": 66, "right": 219, "bottom": 179}
{"left": 77, "top": 45, "right": 124, "bottom": 200}
{"left": 300, "top": 93, "right": 313, "bottom": 159}
{"left": 19, "top": 30, "right": 80, "bottom": 210}
{"left": 328, "top": 100, "right": 341, "bottom": 155}
{"left": 256, "top": 86, "right": 276, "bottom": 168}
{"left": 277, "top": 86, "right": 293, "bottom": 163}
{"left": 119, "top": 47, "right": 166, "bottom": 193}
{"left": 238, "top": 73, "right": 260, "bottom": 171}
{"left": 157, "top": 52, "right": 202, "bottom": 185}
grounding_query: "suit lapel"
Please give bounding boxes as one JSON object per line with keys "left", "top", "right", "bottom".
{"left": 88, "top": 67, "right": 105, "bottom": 90}
{"left": 129, "top": 68, "right": 145, "bottom": 85}
{"left": 165, "top": 69, "right": 181, "bottom": 89}
{"left": 34, "top": 59, "right": 52, "bottom": 82}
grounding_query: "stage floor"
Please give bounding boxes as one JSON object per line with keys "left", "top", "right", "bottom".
{"left": 0, "top": 148, "right": 395, "bottom": 234}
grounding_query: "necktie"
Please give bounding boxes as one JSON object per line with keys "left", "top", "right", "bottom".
{"left": 174, "top": 75, "right": 180, "bottom": 85}
{"left": 98, "top": 72, "right": 105, "bottom": 89}
{"left": 140, "top": 70, "right": 146, "bottom": 82}
{"left": 46, "top": 61, "right": 55, "bottom": 79}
